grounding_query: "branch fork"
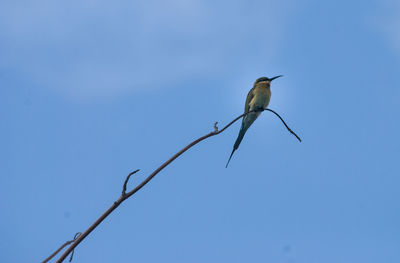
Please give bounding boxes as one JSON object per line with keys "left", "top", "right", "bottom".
{"left": 46, "top": 108, "right": 301, "bottom": 262}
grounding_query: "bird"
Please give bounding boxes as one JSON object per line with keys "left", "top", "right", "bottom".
{"left": 226, "top": 75, "right": 283, "bottom": 167}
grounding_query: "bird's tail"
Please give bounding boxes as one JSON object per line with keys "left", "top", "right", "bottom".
{"left": 225, "top": 123, "right": 249, "bottom": 168}
{"left": 225, "top": 113, "right": 259, "bottom": 168}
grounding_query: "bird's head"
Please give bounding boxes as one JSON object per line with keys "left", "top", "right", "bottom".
{"left": 255, "top": 75, "right": 283, "bottom": 85}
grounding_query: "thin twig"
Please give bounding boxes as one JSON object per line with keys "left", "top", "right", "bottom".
{"left": 53, "top": 108, "right": 300, "bottom": 262}
{"left": 265, "top": 109, "right": 301, "bottom": 142}
{"left": 214, "top": 122, "right": 219, "bottom": 132}
{"left": 122, "top": 169, "right": 140, "bottom": 196}
{"left": 42, "top": 232, "right": 81, "bottom": 263}
{"left": 68, "top": 232, "right": 82, "bottom": 262}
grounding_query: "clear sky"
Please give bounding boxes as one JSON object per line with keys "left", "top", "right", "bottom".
{"left": 1, "top": 0, "right": 399, "bottom": 262}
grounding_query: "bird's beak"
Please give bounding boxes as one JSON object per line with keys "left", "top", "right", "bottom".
{"left": 269, "top": 75, "right": 283, "bottom": 81}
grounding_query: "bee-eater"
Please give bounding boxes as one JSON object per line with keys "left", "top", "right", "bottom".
{"left": 226, "top": 75, "right": 283, "bottom": 167}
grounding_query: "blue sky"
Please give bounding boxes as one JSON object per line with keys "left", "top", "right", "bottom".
{"left": 1, "top": 0, "right": 399, "bottom": 262}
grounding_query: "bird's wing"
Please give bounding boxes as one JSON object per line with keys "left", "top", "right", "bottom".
{"left": 244, "top": 87, "right": 255, "bottom": 113}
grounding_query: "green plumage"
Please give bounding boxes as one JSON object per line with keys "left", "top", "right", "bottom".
{"left": 226, "top": 75, "right": 282, "bottom": 167}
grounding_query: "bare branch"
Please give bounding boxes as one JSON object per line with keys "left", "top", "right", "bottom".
{"left": 122, "top": 169, "right": 140, "bottom": 196}
{"left": 213, "top": 122, "right": 219, "bottom": 132}
{"left": 53, "top": 108, "right": 300, "bottom": 262}
{"left": 265, "top": 109, "right": 301, "bottom": 142}
{"left": 42, "top": 232, "right": 81, "bottom": 263}
{"left": 68, "top": 232, "right": 82, "bottom": 262}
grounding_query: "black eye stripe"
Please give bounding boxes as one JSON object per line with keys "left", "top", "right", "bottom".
{"left": 255, "top": 77, "right": 269, "bottom": 83}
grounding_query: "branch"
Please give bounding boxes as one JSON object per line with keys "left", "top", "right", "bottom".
{"left": 51, "top": 108, "right": 300, "bottom": 262}
{"left": 122, "top": 169, "right": 140, "bottom": 196}
{"left": 265, "top": 109, "right": 301, "bottom": 142}
{"left": 42, "top": 232, "right": 81, "bottom": 263}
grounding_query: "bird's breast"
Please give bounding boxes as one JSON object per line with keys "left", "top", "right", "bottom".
{"left": 249, "top": 87, "right": 271, "bottom": 110}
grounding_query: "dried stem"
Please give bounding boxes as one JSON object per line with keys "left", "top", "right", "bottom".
{"left": 42, "top": 233, "right": 81, "bottom": 263}
{"left": 49, "top": 108, "right": 300, "bottom": 262}
{"left": 122, "top": 169, "right": 140, "bottom": 196}
{"left": 265, "top": 109, "right": 301, "bottom": 142}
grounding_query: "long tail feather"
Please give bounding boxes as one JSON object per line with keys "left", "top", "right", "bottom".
{"left": 225, "top": 113, "right": 259, "bottom": 168}
{"left": 225, "top": 148, "right": 236, "bottom": 168}
{"left": 225, "top": 125, "right": 247, "bottom": 168}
